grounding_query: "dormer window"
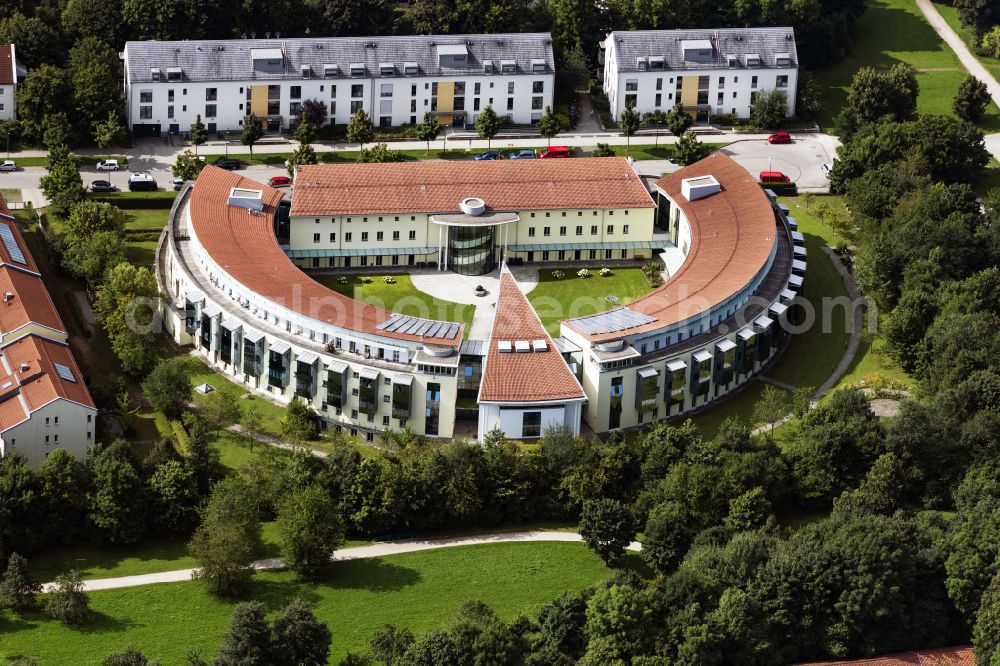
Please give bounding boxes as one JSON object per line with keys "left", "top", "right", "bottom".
{"left": 350, "top": 63, "right": 366, "bottom": 77}
{"left": 531, "top": 58, "right": 546, "bottom": 73}
{"left": 150, "top": 68, "right": 161, "bottom": 82}
{"left": 745, "top": 54, "right": 761, "bottom": 67}
{"left": 483, "top": 60, "right": 494, "bottom": 74}
{"left": 500, "top": 59, "right": 516, "bottom": 73}
{"left": 775, "top": 52, "right": 791, "bottom": 67}
{"left": 166, "top": 67, "right": 183, "bottom": 82}
{"left": 324, "top": 64, "right": 339, "bottom": 77}
{"left": 636, "top": 57, "right": 647, "bottom": 71}
{"left": 649, "top": 56, "right": 665, "bottom": 71}
{"left": 301, "top": 65, "right": 311, "bottom": 78}
{"left": 727, "top": 55, "right": 738, "bottom": 68}
{"left": 379, "top": 62, "right": 394, "bottom": 76}
{"left": 404, "top": 61, "right": 419, "bottom": 76}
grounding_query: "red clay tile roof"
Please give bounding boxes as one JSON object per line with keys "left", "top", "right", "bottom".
{"left": 563, "top": 152, "right": 776, "bottom": 342}
{"left": 0, "top": 198, "right": 39, "bottom": 273}
{"left": 0, "top": 267, "right": 66, "bottom": 338}
{"left": 479, "top": 266, "right": 585, "bottom": 403}
{"left": 189, "top": 166, "right": 463, "bottom": 345}
{"left": 0, "top": 334, "right": 95, "bottom": 432}
{"left": 0, "top": 46, "right": 13, "bottom": 85}
{"left": 290, "top": 158, "right": 654, "bottom": 217}
{"left": 793, "top": 646, "right": 975, "bottom": 666}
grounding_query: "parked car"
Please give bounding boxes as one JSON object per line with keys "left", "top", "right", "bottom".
{"left": 128, "top": 173, "right": 157, "bottom": 192}
{"left": 759, "top": 171, "right": 790, "bottom": 184}
{"left": 90, "top": 180, "right": 115, "bottom": 192}
{"left": 269, "top": 175, "right": 292, "bottom": 187}
{"left": 172, "top": 178, "right": 185, "bottom": 191}
{"left": 473, "top": 151, "right": 503, "bottom": 160}
{"left": 0, "top": 160, "right": 17, "bottom": 172}
{"left": 214, "top": 158, "right": 241, "bottom": 170}
{"left": 95, "top": 159, "right": 121, "bottom": 171}
{"left": 539, "top": 146, "right": 571, "bottom": 159}
{"left": 767, "top": 132, "right": 792, "bottom": 144}
{"left": 509, "top": 149, "right": 537, "bottom": 160}
{"left": 821, "top": 162, "right": 833, "bottom": 176}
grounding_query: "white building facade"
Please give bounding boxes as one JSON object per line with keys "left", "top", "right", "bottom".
{"left": 0, "top": 45, "right": 24, "bottom": 122}
{"left": 124, "top": 34, "right": 555, "bottom": 137}
{"left": 601, "top": 27, "right": 798, "bottom": 123}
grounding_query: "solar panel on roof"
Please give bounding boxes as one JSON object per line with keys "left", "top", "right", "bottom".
{"left": 0, "top": 223, "right": 26, "bottom": 264}
{"left": 444, "top": 323, "right": 459, "bottom": 339}
{"left": 54, "top": 363, "right": 76, "bottom": 382}
{"left": 571, "top": 307, "right": 657, "bottom": 335}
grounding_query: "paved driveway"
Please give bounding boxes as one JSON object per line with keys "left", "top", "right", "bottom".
{"left": 721, "top": 135, "right": 836, "bottom": 191}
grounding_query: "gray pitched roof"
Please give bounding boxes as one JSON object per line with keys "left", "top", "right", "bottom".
{"left": 606, "top": 27, "right": 797, "bottom": 73}
{"left": 125, "top": 33, "right": 554, "bottom": 83}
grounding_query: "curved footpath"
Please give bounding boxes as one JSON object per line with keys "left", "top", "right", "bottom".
{"left": 42, "top": 531, "right": 643, "bottom": 593}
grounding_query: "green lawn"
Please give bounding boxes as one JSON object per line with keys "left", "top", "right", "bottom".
{"left": 313, "top": 274, "right": 475, "bottom": 333}
{"left": 124, "top": 209, "right": 170, "bottom": 231}
{"left": 528, "top": 267, "right": 655, "bottom": 337}
{"left": 933, "top": 1, "right": 1000, "bottom": 78}
{"left": 123, "top": 240, "right": 158, "bottom": 269}
{"left": 1, "top": 542, "right": 628, "bottom": 665}
{"left": 812, "top": 0, "right": 1000, "bottom": 130}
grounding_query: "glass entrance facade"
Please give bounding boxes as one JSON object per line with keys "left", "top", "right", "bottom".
{"left": 447, "top": 225, "right": 495, "bottom": 275}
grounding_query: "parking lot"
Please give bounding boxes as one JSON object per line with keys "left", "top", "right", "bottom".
{"left": 721, "top": 135, "right": 837, "bottom": 191}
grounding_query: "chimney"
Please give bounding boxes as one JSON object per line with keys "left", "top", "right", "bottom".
{"left": 18, "top": 362, "right": 28, "bottom": 372}
{"left": 3, "top": 292, "right": 12, "bottom": 302}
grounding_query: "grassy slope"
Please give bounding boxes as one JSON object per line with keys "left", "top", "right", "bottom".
{"left": 313, "top": 274, "right": 475, "bottom": 332}
{"left": 812, "top": 0, "right": 1000, "bottom": 130}
{"left": 1, "top": 542, "right": 627, "bottom": 665}
{"left": 933, "top": 0, "right": 1000, "bottom": 77}
{"left": 529, "top": 268, "right": 654, "bottom": 337}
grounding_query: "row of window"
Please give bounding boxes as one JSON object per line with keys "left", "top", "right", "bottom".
{"left": 528, "top": 224, "right": 630, "bottom": 238}
{"left": 311, "top": 229, "right": 418, "bottom": 243}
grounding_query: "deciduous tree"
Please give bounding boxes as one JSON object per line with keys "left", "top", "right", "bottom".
{"left": 172, "top": 149, "right": 204, "bottom": 181}
{"left": 537, "top": 107, "right": 561, "bottom": 147}
{"left": 618, "top": 106, "right": 640, "bottom": 155}
{"left": 215, "top": 601, "right": 273, "bottom": 665}
{"left": 272, "top": 599, "right": 333, "bottom": 666}
{"left": 579, "top": 498, "right": 634, "bottom": 563}
{"left": 142, "top": 359, "right": 191, "bottom": 420}
{"left": 415, "top": 113, "right": 441, "bottom": 154}
{"left": 241, "top": 114, "right": 265, "bottom": 157}
{"left": 665, "top": 105, "right": 693, "bottom": 137}
{"left": 190, "top": 115, "right": 208, "bottom": 155}
{"left": 276, "top": 484, "right": 344, "bottom": 578}
{"left": 474, "top": 105, "right": 502, "bottom": 149}
{"left": 346, "top": 108, "right": 375, "bottom": 149}
{"left": 45, "top": 570, "right": 89, "bottom": 625}
{"left": 189, "top": 476, "right": 262, "bottom": 596}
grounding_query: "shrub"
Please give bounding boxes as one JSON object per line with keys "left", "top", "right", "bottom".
{"left": 45, "top": 571, "right": 90, "bottom": 625}
{"left": 551, "top": 270, "right": 565, "bottom": 279}
{"left": 982, "top": 26, "right": 1000, "bottom": 59}
{"left": 383, "top": 276, "right": 396, "bottom": 284}
{"left": 591, "top": 143, "right": 614, "bottom": 157}
{"left": 577, "top": 268, "right": 591, "bottom": 278}
{"left": 337, "top": 276, "right": 348, "bottom": 284}
{"left": 360, "top": 276, "right": 373, "bottom": 283}
{"left": 600, "top": 267, "right": 612, "bottom": 277}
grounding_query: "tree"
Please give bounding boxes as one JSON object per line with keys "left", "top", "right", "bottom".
{"left": 973, "top": 571, "right": 1000, "bottom": 666}
{"left": 618, "top": 106, "right": 640, "bottom": 155}
{"left": 847, "top": 64, "right": 918, "bottom": 124}
{"left": 148, "top": 460, "right": 201, "bottom": 532}
{"left": 954, "top": 74, "right": 991, "bottom": 123}
{"left": 723, "top": 487, "right": 772, "bottom": 532}
{"left": 189, "top": 476, "right": 262, "bottom": 596}
{"left": 537, "top": 591, "right": 589, "bottom": 659}
{"left": 88, "top": 449, "right": 148, "bottom": 543}
{"left": 215, "top": 601, "right": 273, "bottom": 666}
{"left": 299, "top": 99, "right": 328, "bottom": 128}
{"left": 68, "top": 37, "right": 124, "bottom": 144}
{"left": 62, "top": 231, "right": 125, "bottom": 289}
{"left": 560, "top": 44, "right": 591, "bottom": 92}
{"left": 370, "top": 624, "right": 416, "bottom": 664}
{"left": 62, "top": 0, "right": 126, "bottom": 47}
{"left": 293, "top": 120, "right": 318, "bottom": 146}
{"left": 43, "top": 113, "right": 75, "bottom": 150}
{"left": 0, "top": 12, "right": 64, "bottom": 69}
{"left": 578, "top": 498, "right": 634, "bottom": 564}
{"left": 102, "top": 646, "right": 161, "bottom": 666}
{"left": 241, "top": 114, "right": 265, "bottom": 157}
{"left": 241, "top": 402, "right": 264, "bottom": 451}
{"left": 474, "top": 105, "right": 502, "bottom": 149}
{"left": 592, "top": 143, "right": 614, "bottom": 157}
{"left": 832, "top": 453, "right": 906, "bottom": 517}
{"left": 665, "top": 105, "right": 693, "bottom": 137}
{"left": 346, "top": 108, "right": 375, "bottom": 149}
{"left": 65, "top": 200, "right": 127, "bottom": 242}
{"left": 749, "top": 89, "right": 788, "bottom": 129}
{"left": 537, "top": 107, "right": 561, "bottom": 147}
{"left": 272, "top": 599, "right": 333, "bottom": 666}
{"left": 281, "top": 398, "right": 318, "bottom": 446}
{"left": 37, "top": 449, "right": 89, "bottom": 545}
{"left": 983, "top": 26, "right": 1000, "bottom": 58}
{"left": 0, "top": 552, "right": 41, "bottom": 611}
{"left": 415, "top": 113, "right": 441, "bottom": 155}
{"left": 672, "top": 131, "right": 710, "bottom": 166}
{"left": 45, "top": 570, "right": 89, "bottom": 625}
{"left": 752, "top": 385, "right": 789, "bottom": 434}
{"left": 794, "top": 71, "right": 824, "bottom": 119}
{"left": 142, "top": 359, "right": 191, "bottom": 420}
{"left": 358, "top": 143, "right": 404, "bottom": 163}
{"left": 39, "top": 146, "right": 85, "bottom": 217}
{"left": 94, "top": 263, "right": 160, "bottom": 376}
{"left": 287, "top": 143, "right": 318, "bottom": 177}
{"left": 172, "top": 149, "right": 204, "bottom": 181}
{"left": 203, "top": 384, "right": 241, "bottom": 435}
{"left": 276, "top": 484, "right": 344, "bottom": 578}
{"left": 190, "top": 115, "right": 208, "bottom": 155}
{"left": 15, "top": 64, "right": 72, "bottom": 146}
{"left": 584, "top": 584, "right": 656, "bottom": 661}
{"left": 954, "top": 0, "right": 1000, "bottom": 37}
{"left": 642, "top": 500, "right": 693, "bottom": 575}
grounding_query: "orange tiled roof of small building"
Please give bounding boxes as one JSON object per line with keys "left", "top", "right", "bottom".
{"left": 0, "top": 335, "right": 95, "bottom": 432}
{"left": 0, "top": 45, "right": 13, "bottom": 85}
{"left": 479, "top": 266, "right": 585, "bottom": 403}
{"left": 793, "top": 646, "right": 975, "bottom": 666}
{"left": 0, "top": 197, "right": 40, "bottom": 273}
{"left": 290, "top": 157, "right": 655, "bottom": 216}
{"left": 0, "top": 266, "right": 66, "bottom": 338}
{"left": 188, "top": 166, "right": 463, "bottom": 345}
{"left": 563, "top": 151, "right": 776, "bottom": 342}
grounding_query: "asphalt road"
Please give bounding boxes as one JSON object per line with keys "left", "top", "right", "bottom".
{"left": 720, "top": 136, "right": 834, "bottom": 190}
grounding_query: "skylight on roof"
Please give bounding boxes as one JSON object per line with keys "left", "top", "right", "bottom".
{"left": 54, "top": 363, "right": 76, "bottom": 382}
{"left": 0, "top": 223, "right": 26, "bottom": 264}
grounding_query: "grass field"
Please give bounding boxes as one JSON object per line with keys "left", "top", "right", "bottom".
{"left": 1, "top": 542, "right": 628, "bottom": 665}
{"left": 313, "top": 274, "right": 476, "bottom": 332}
{"left": 933, "top": 1, "right": 1000, "bottom": 77}
{"left": 528, "top": 267, "right": 654, "bottom": 337}
{"left": 812, "top": 0, "right": 1000, "bottom": 130}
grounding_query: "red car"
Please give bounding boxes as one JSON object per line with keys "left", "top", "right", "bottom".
{"left": 269, "top": 175, "right": 292, "bottom": 187}
{"left": 767, "top": 131, "right": 792, "bottom": 144}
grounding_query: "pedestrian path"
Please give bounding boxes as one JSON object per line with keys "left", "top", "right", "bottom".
{"left": 42, "top": 531, "right": 642, "bottom": 593}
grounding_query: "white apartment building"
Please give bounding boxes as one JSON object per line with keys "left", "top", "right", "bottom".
{"left": 601, "top": 27, "right": 798, "bottom": 123}
{"left": 0, "top": 45, "right": 24, "bottom": 122}
{"left": 123, "top": 33, "right": 555, "bottom": 137}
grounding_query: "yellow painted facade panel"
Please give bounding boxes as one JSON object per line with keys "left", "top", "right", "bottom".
{"left": 437, "top": 81, "right": 455, "bottom": 112}
{"left": 680, "top": 76, "right": 699, "bottom": 107}
{"left": 250, "top": 85, "right": 268, "bottom": 116}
